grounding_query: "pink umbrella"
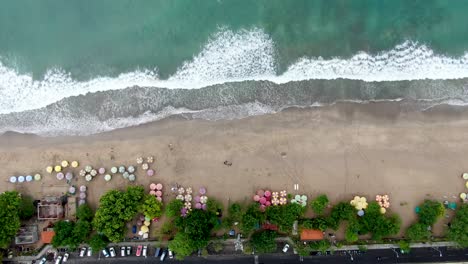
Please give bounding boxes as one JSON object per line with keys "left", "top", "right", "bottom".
{"left": 78, "top": 199, "right": 85, "bottom": 206}
{"left": 202, "top": 204, "right": 207, "bottom": 210}
{"left": 140, "top": 215, "right": 145, "bottom": 221}
{"left": 256, "top": 189, "right": 265, "bottom": 197}
{"left": 156, "top": 183, "right": 163, "bottom": 190}
{"left": 65, "top": 172, "right": 73, "bottom": 180}
{"left": 265, "top": 201, "right": 271, "bottom": 206}
{"left": 99, "top": 168, "right": 106, "bottom": 174}
{"left": 56, "top": 172, "right": 64, "bottom": 180}
{"left": 264, "top": 190, "right": 271, "bottom": 197}
{"left": 150, "top": 183, "right": 157, "bottom": 190}
{"left": 199, "top": 187, "right": 206, "bottom": 195}
{"left": 147, "top": 169, "right": 154, "bottom": 176}
{"left": 156, "top": 197, "right": 162, "bottom": 202}
{"left": 137, "top": 221, "right": 142, "bottom": 226}
{"left": 156, "top": 191, "right": 162, "bottom": 197}
{"left": 259, "top": 197, "right": 267, "bottom": 204}
{"left": 80, "top": 185, "right": 87, "bottom": 192}
{"left": 194, "top": 196, "right": 201, "bottom": 203}
{"left": 79, "top": 192, "right": 86, "bottom": 199}
{"left": 253, "top": 195, "right": 260, "bottom": 201}
{"left": 195, "top": 203, "right": 202, "bottom": 209}
{"left": 149, "top": 190, "right": 157, "bottom": 196}
{"left": 259, "top": 205, "right": 266, "bottom": 212}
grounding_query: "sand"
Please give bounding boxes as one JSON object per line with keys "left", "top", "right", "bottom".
{"left": 1, "top": 102, "right": 467, "bottom": 239}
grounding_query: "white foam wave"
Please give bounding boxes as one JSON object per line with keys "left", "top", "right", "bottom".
{"left": 2, "top": 28, "right": 468, "bottom": 114}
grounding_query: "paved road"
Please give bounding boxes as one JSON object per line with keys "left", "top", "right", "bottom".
{"left": 40, "top": 246, "right": 468, "bottom": 264}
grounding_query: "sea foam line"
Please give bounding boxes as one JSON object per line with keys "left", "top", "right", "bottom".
{"left": 1, "top": 28, "right": 468, "bottom": 114}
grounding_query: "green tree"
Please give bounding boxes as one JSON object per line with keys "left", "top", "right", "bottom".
{"left": 168, "top": 232, "right": 196, "bottom": 260}
{"left": 250, "top": 230, "right": 277, "bottom": 253}
{"left": 301, "top": 217, "right": 329, "bottom": 231}
{"left": 76, "top": 204, "right": 94, "bottom": 222}
{"left": 309, "top": 240, "right": 331, "bottom": 253}
{"left": 141, "top": 195, "right": 163, "bottom": 219}
{"left": 176, "top": 209, "right": 218, "bottom": 249}
{"left": 0, "top": 191, "right": 21, "bottom": 248}
{"left": 19, "top": 195, "right": 35, "bottom": 220}
{"left": 165, "top": 200, "right": 184, "bottom": 218}
{"left": 73, "top": 220, "right": 91, "bottom": 243}
{"left": 310, "top": 194, "right": 329, "bottom": 215}
{"left": 228, "top": 203, "right": 243, "bottom": 223}
{"left": 329, "top": 202, "right": 355, "bottom": 230}
{"left": 398, "top": 240, "right": 411, "bottom": 254}
{"left": 345, "top": 219, "right": 360, "bottom": 243}
{"left": 417, "top": 200, "right": 444, "bottom": 226}
{"left": 447, "top": 204, "right": 468, "bottom": 248}
{"left": 206, "top": 198, "right": 223, "bottom": 216}
{"left": 88, "top": 234, "right": 108, "bottom": 251}
{"left": 52, "top": 221, "right": 76, "bottom": 249}
{"left": 406, "top": 223, "right": 431, "bottom": 241}
{"left": 266, "top": 203, "right": 305, "bottom": 232}
{"left": 358, "top": 202, "right": 401, "bottom": 240}
{"left": 240, "top": 203, "right": 264, "bottom": 235}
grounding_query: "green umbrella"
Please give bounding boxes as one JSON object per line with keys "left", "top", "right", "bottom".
{"left": 415, "top": 206, "right": 420, "bottom": 213}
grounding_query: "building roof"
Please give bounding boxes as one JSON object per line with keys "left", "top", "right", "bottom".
{"left": 300, "top": 229, "right": 324, "bottom": 241}
{"left": 41, "top": 231, "right": 55, "bottom": 244}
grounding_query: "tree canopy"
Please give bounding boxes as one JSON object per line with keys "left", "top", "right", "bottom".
{"left": 165, "top": 199, "right": 184, "bottom": 218}
{"left": 168, "top": 232, "right": 196, "bottom": 260}
{"left": 76, "top": 204, "right": 94, "bottom": 222}
{"left": 417, "top": 200, "right": 444, "bottom": 226}
{"left": 447, "top": 204, "right": 468, "bottom": 248}
{"left": 310, "top": 194, "right": 329, "bottom": 215}
{"left": 19, "top": 195, "right": 35, "bottom": 220}
{"left": 406, "top": 223, "right": 431, "bottom": 241}
{"left": 52, "top": 220, "right": 91, "bottom": 249}
{"left": 141, "top": 195, "right": 163, "bottom": 219}
{"left": 328, "top": 202, "right": 355, "bottom": 230}
{"left": 240, "top": 203, "right": 265, "bottom": 235}
{"left": 357, "top": 202, "right": 401, "bottom": 240}
{"left": 250, "top": 230, "right": 277, "bottom": 253}
{"left": 265, "top": 203, "right": 305, "bottom": 232}
{"left": 88, "top": 234, "right": 108, "bottom": 251}
{"left": 0, "top": 191, "right": 21, "bottom": 248}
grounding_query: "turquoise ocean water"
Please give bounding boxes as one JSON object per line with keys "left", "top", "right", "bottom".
{"left": 1, "top": 0, "right": 468, "bottom": 135}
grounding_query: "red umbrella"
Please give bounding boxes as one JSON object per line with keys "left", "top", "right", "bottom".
{"left": 257, "top": 189, "right": 265, "bottom": 197}
{"left": 156, "top": 191, "right": 162, "bottom": 197}
{"left": 253, "top": 195, "right": 260, "bottom": 201}
{"left": 259, "top": 197, "right": 267, "bottom": 204}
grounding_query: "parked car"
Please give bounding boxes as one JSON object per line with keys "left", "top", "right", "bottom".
{"left": 63, "top": 253, "right": 69, "bottom": 262}
{"left": 154, "top": 247, "right": 161, "bottom": 257}
{"left": 121, "top": 246, "right": 126, "bottom": 257}
{"left": 39, "top": 257, "right": 47, "bottom": 264}
{"left": 102, "top": 249, "right": 110, "bottom": 258}
{"left": 136, "top": 245, "right": 143, "bottom": 256}
{"left": 55, "top": 255, "right": 63, "bottom": 264}
{"left": 126, "top": 246, "right": 132, "bottom": 256}
{"left": 168, "top": 249, "right": 173, "bottom": 259}
{"left": 282, "top": 244, "right": 290, "bottom": 253}
{"left": 160, "top": 249, "right": 167, "bottom": 261}
{"left": 79, "top": 247, "right": 86, "bottom": 257}
{"left": 109, "top": 247, "right": 116, "bottom": 257}
{"left": 87, "top": 247, "right": 92, "bottom": 257}
{"left": 142, "top": 245, "right": 147, "bottom": 257}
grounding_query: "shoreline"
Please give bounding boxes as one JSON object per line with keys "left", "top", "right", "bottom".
{"left": 1, "top": 101, "right": 468, "bottom": 239}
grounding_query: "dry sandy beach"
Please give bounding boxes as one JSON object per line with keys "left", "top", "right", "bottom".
{"left": 1, "top": 102, "right": 467, "bottom": 239}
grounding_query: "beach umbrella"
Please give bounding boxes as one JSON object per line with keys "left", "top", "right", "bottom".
{"left": 145, "top": 216, "right": 151, "bottom": 222}
{"left": 264, "top": 190, "right": 271, "bottom": 197}
{"left": 65, "top": 172, "right": 73, "bottom": 181}
{"left": 119, "top": 166, "right": 126, "bottom": 173}
{"left": 142, "top": 233, "right": 149, "bottom": 239}
{"left": 61, "top": 160, "right": 69, "bottom": 167}
{"left": 144, "top": 220, "right": 150, "bottom": 226}
{"left": 78, "top": 199, "right": 85, "bottom": 206}
{"left": 128, "top": 166, "right": 135, "bottom": 173}
{"left": 85, "top": 174, "right": 92, "bottom": 181}
{"left": 259, "top": 197, "right": 267, "bottom": 204}
{"left": 9, "top": 176, "right": 17, "bottom": 183}
{"left": 90, "top": 169, "right": 97, "bottom": 177}
{"left": 184, "top": 202, "right": 192, "bottom": 209}
{"left": 186, "top": 187, "right": 193, "bottom": 194}
{"left": 272, "top": 192, "right": 279, "bottom": 198}
{"left": 140, "top": 215, "right": 145, "bottom": 221}
{"left": 449, "top": 202, "right": 457, "bottom": 210}
{"left": 176, "top": 194, "right": 184, "bottom": 201}
{"left": 265, "top": 201, "right": 271, "bottom": 207}
{"left": 195, "top": 203, "right": 202, "bottom": 209}
{"left": 71, "top": 161, "right": 79, "bottom": 168}
{"left": 122, "top": 172, "right": 129, "bottom": 179}
{"left": 54, "top": 166, "right": 62, "bottom": 172}
{"left": 178, "top": 187, "right": 185, "bottom": 194}
{"left": 280, "top": 190, "right": 287, "bottom": 197}
{"left": 128, "top": 174, "right": 135, "bottom": 181}
{"left": 200, "top": 196, "right": 208, "bottom": 204}
{"left": 185, "top": 194, "right": 192, "bottom": 202}
{"left": 150, "top": 183, "right": 157, "bottom": 190}
{"left": 194, "top": 196, "right": 201, "bottom": 203}
{"left": 147, "top": 156, "right": 154, "bottom": 163}
{"left": 199, "top": 187, "right": 206, "bottom": 195}
{"left": 80, "top": 192, "right": 86, "bottom": 199}
{"left": 466, "top": 181, "right": 468, "bottom": 188}
{"left": 26, "top": 175, "right": 33, "bottom": 182}
{"left": 357, "top": 210, "right": 365, "bottom": 216}
{"left": 460, "top": 193, "right": 467, "bottom": 200}
{"left": 380, "top": 207, "right": 386, "bottom": 214}
{"left": 110, "top": 167, "right": 118, "bottom": 174}
{"left": 256, "top": 189, "right": 265, "bottom": 197}
{"left": 291, "top": 199, "right": 298, "bottom": 204}
{"left": 147, "top": 169, "right": 154, "bottom": 176}
{"left": 272, "top": 198, "right": 279, "bottom": 206}
{"left": 136, "top": 157, "right": 143, "bottom": 164}
{"left": 150, "top": 190, "right": 157, "bottom": 196}
{"left": 56, "top": 173, "right": 64, "bottom": 180}
{"left": 301, "top": 195, "right": 307, "bottom": 201}
{"left": 156, "top": 183, "right": 163, "bottom": 190}
{"left": 156, "top": 191, "right": 162, "bottom": 197}
{"left": 79, "top": 170, "right": 86, "bottom": 177}
{"left": 142, "top": 163, "right": 149, "bottom": 170}
{"left": 202, "top": 204, "right": 207, "bottom": 210}
{"left": 46, "top": 166, "right": 53, "bottom": 173}
{"left": 85, "top": 165, "right": 92, "bottom": 173}
{"left": 181, "top": 208, "right": 188, "bottom": 216}
{"left": 156, "top": 197, "right": 162, "bottom": 202}
{"left": 253, "top": 195, "right": 260, "bottom": 201}
{"left": 34, "top": 174, "right": 41, "bottom": 181}
{"left": 141, "top": 225, "right": 149, "bottom": 233}
{"left": 415, "top": 206, "right": 421, "bottom": 213}
{"left": 80, "top": 185, "right": 87, "bottom": 192}
{"left": 98, "top": 168, "right": 105, "bottom": 174}
{"left": 69, "top": 186, "right": 76, "bottom": 194}
{"left": 463, "top": 173, "right": 468, "bottom": 180}
{"left": 104, "top": 174, "right": 112, "bottom": 181}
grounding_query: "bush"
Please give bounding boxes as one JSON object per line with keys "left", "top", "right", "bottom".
{"left": 165, "top": 200, "right": 184, "bottom": 218}
{"left": 19, "top": 195, "right": 35, "bottom": 220}
{"left": 329, "top": 202, "right": 355, "bottom": 230}
{"left": 52, "top": 220, "right": 91, "bottom": 250}
{"left": 141, "top": 195, "right": 163, "bottom": 219}
{"left": 228, "top": 203, "right": 243, "bottom": 223}
{"left": 0, "top": 191, "right": 21, "bottom": 248}
{"left": 310, "top": 195, "right": 329, "bottom": 215}
{"left": 447, "top": 204, "right": 468, "bottom": 248}
{"left": 209, "top": 240, "right": 224, "bottom": 253}
{"left": 406, "top": 223, "right": 431, "bottom": 241}
{"left": 168, "top": 232, "right": 196, "bottom": 260}
{"left": 358, "top": 202, "right": 401, "bottom": 240}
{"left": 240, "top": 204, "right": 264, "bottom": 235}
{"left": 250, "top": 230, "right": 277, "bottom": 253}
{"left": 309, "top": 240, "right": 331, "bottom": 253}
{"left": 76, "top": 204, "right": 94, "bottom": 222}
{"left": 398, "top": 240, "right": 411, "bottom": 254}
{"left": 265, "top": 203, "right": 305, "bottom": 232}
{"left": 345, "top": 219, "right": 360, "bottom": 243}
{"left": 418, "top": 200, "right": 444, "bottom": 226}
{"left": 88, "top": 234, "right": 108, "bottom": 251}
{"left": 301, "top": 217, "right": 329, "bottom": 231}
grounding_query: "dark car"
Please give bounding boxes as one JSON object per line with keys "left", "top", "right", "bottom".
{"left": 154, "top": 247, "right": 161, "bottom": 257}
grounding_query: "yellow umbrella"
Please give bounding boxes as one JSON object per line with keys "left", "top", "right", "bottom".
{"left": 461, "top": 193, "right": 467, "bottom": 200}
{"left": 61, "top": 160, "right": 69, "bottom": 167}
{"left": 46, "top": 166, "right": 53, "bottom": 173}
{"left": 34, "top": 174, "right": 42, "bottom": 181}
{"left": 140, "top": 225, "right": 149, "bottom": 233}
{"left": 466, "top": 181, "right": 468, "bottom": 188}
{"left": 144, "top": 220, "right": 150, "bottom": 226}
{"left": 71, "top": 161, "right": 79, "bottom": 168}
{"left": 380, "top": 207, "right": 386, "bottom": 214}
{"left": 54, "top": 165, "right": 62, "bottom": 172}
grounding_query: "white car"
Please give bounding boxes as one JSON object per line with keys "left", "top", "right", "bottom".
{"left": 39, "top": 257, "right": 47, "bottom": 264}
{"left": 87, "top": 247, "right": 92, "bottom": 257}
{"left": 121, "top": 246, "right": 126, "bottom": 257}
{"left": 282, "top": 243, "right": 290, "bottom": 253}
{"left": 142, "top": 245, "right": 147, "bottom": 257}
{"left": 109, "top": 247, "right": 116, "bottom": 257}
{"left": 79, "top": 247, "right": 86, "bottom": 257}
{"left": 63, "top": 253, "right": 69, "bottom": 262}
{"left": 55, "top": 255, "right": 63, "bottom": 264}
{"left": 168, "top": 249, "right": 173, "bottom": 259}
{"left": 102, "top": 249, "right": 110, "bottom": 258}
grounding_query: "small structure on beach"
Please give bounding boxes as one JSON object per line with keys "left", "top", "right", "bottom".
{"left": 37, "top": 196, "right": 64, "bottom": 220}
{"left": 15, "top": 225, "right": 39, "bottom": 245}
{"left": 300, "top": 229, "right": 324, "bottom": 241}
{"left": 40, "top": 229, "right": 55, "bottom": 244}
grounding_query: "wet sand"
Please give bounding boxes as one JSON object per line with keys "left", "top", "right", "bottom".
{"left": 1, "top": 102, "right": 467, "bottom": 239}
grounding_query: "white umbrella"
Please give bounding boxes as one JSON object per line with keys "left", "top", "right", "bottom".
{"left": 56, "top": 173, "right": 64, "bottom": 180}
{"left": 122, "top": 172, "right": 129, "bottom": 179}
{"left": 69, "top": 186, "right": 76, "bottom": 194}
{"left": 128, "top": 166, "right": 135, "bottom": 173}
{"left": 78, "top": 199, "right": 86, "bottom": 206}
{"left": 90, "top": 169, "right": 97, "bottom": 177}
{"left": 18, "top": 176, "right": 25, "bottom": 183}
{"left": 128, "top": 174, "right": 135, "bottom": 181}
{"left": 119, "top": 166, "right": 126, "bottom": 173}
{"left": 85, "top": 174, "right": 92, "bottom": 181}
{"left": 85, "top": 165, "right": 92, "bottom": 173}
{"left": 104, "top": 174, "right": 112, "bottom": 181}
{"left": 34, "top": 174, "right": 41, "bottom": 181}
{"left": 79, "top": 170, "right": 86, "bottom": 177}
{"left": 26, "top": 175, "right": 33, "bottom": 182}
{"left": 80, "top": 192, "right": 86, "bottom": 199}
{"left": 9, "top": 176, "right": 17, "bottom": 183}
{"left": 111, "top": 167, "right": 118, "bottom": 174}
{"left": 80, "top": 185, "right": 87, "bottom": 192}
{"left": 65, "top": 172, "right": 73, "bottom": 180}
